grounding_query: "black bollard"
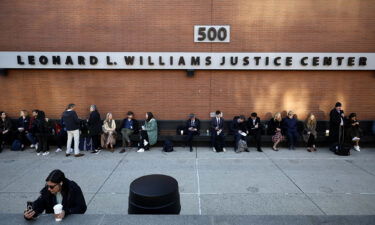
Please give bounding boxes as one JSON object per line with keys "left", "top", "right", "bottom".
{"left": 128, "top": 174, "right": 181, "bottom": 214}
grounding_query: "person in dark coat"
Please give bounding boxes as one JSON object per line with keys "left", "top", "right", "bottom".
{"left": 283, "top": 111, "right": 299, "bottom": 150}
{"left": 210, "top": 110, "right": 226, "bottom": 152}
{"left": 24, "top": 169, "right": 86, "bottom": 221}
{"left": 16, "top": 110, "right": 30, "bottom": 150}
{"left": 26, "top": 110, "right": 39, "bottom": 149}
{"left": 120, "top": 111, "right": 139, "bottom": 153}
{"left": 230, "top": 115, "right": 248, "bottom": 152}
{"left": 247, "top": 112, "right": 263, "bottom": 152}
{"left": 88, "top": 105, "right": 102, "bottom": 153}
{"left": 329, "top": 102, "right": 345, "bottom": 150}
{"left": 185, "top": 113, "right": 200, "bottom": 152}
{"left": 35, "top": 111, "right": 51, "bottom": 156}
{"left": 0, "top": 111, "right": 12, "bottom": 152}
{"left": 268, "top": 112, "right": 285, "bottom": 151}
{"left": 62, "top": 104, "right": 84, "bottom": 157}
{"left": 345, "top": 113, "right": 362, "bottom": 152}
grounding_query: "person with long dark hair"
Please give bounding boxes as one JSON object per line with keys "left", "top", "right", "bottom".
{"left": 0, "top": 111, "right": 12, "bottom": 152}
{"left": 24, "top": 169, "right": 86, "bottom": 221}
{"left": 137, "top": 112, "right": 158, "bottom": 152}
{"left": 88, "top": 105, "right": 102, "bottom": 154}
{"left": 35, "top": 111, "right": 51, "bottom": 156}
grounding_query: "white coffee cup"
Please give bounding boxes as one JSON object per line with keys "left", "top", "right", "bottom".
{"left": 53, "top": 204, "right": 63, "bottom": 222}
{"left": 180, "top": 130, "right": 184, "bottom": 135}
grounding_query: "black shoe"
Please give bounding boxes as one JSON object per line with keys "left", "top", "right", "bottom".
{"left": 91, "top": 150, "right": 97, "bottom": 154}
{"left": 119, "top": 149, "right": 126, "bottom": 153}
{"left": 65, "top": 153, "right": 71, "bottom": 157}
{"left": 257, "top": 148, "right": 263, "bottom": 152}
{"left": 189, "top": 147, "right": 193, "bottom": 152}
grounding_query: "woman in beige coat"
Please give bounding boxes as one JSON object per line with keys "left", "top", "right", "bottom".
{"left": 303, "top": 113, "right": 317, "bottom": 152}
{"left": 101, "top": 112, "right": 116, "bottom": 151}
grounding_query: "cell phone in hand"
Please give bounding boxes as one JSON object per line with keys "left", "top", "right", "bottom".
{"left": 27, "top": 201, "right": 33, "bottom": 211}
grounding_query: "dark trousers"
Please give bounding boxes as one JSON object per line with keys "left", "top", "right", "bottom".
{"left": 139, "top": 130, "right": 150, "bottom": 150}
{"left": 91, "top": 135, "right": 100, "bottom": 150}
{"left": 56, "top": 132, "right": 67, "bottom": 149}
{"left": 287, "top": 131, "right": 298, "bottom": 147}
{"left": 26, "top": 132, "right": 37, "bottom": 145}
{"left": 211, "top": 131, "right": 225, "bottom": 149}
{"left": 307, "top": 134, "right": 315, "bottom": 147}
{"left": 17, "top": 131, "right": 29, "bottom": 146}
{"left": 186, "top": 131, "right": 198, "bottom": 148}
{"left": 36, "top": 134, "right": 48, "bottom": 153}
{"left": 249, "top": 130, "right": 262, "bottom": 149}
{"left": 234, "top": 132, "right": 245, "bottom": 150}
{"left": 0, "top": 132, "right": 12, "bottom": 145}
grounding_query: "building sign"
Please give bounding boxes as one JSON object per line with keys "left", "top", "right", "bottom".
{"left": 194, "top": 25, "right": 230, "bottom": 42}
{"left": 0, "top": 52, "right": 374, "bottom": 70}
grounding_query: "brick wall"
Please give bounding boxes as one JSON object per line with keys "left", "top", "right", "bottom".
{"left": 0, "top": 0, "right": 374, "bottom": 120}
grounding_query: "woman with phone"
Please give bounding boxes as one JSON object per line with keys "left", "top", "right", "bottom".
{"left": 24, "top": 169, "right": 86, "bottom": 221}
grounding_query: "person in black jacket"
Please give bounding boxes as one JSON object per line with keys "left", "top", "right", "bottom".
{"left": 247, "top": 112, "right": 263, "bottom": 152}
{"left": 0, "top": 111, "right": 12, "bottom": 152}
{"left": 88, "top": 105, "right": 102, "bottom": 154}
{"left": 329, "top": 102, "right": 345, "bottom": 151}
{"left": 210, "top": 110, "right": 226, "bottom": 152}
{"left": 120, "top": 111, "right": 139, "bottom": 153}
{"left": 24, "top": 169, "right": 86, "bottom": 221}
{"left": 35, "top": 111, "right": 51, "bottom": 156}
{"left": 62, "top": 104, "right": 84, "bottom": 157}
{"left": 185, "top": 113, "right": 200, "bottom": 152}
{"left": 16, "top": 110, "right": 30, "bottom": 150}
{"left": 230, "top": 115, "right": 248, "bottom": 152}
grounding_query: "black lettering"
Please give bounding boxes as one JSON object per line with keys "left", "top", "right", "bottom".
{"left": 65, "top": 56, "right": 73, "bottom": 65}
{"left": 347, "top": 57, "right": 355, "bottom": 66}
{"left": 90, "top": 56, "right": 98, "bottom": 65}
{"left": 254, "top": 57, "right": 261, "bottom": 66}
{"left": 106, "top": 56, "right": 114, "bottom": 65}
{"left": 230, "top": 57, "right": 238, "bottom": 65}
{"left": 17, "top": 55, "right": 24, "bottom": 65}
{"left": 148, "top": 56, "right": 154, "bottom": 65}
{"left": 205, "top": 56, "right": 211, "bottom": 66}
{"left": 285, "top": 57, "right": 292, "bottom": 66}
{"left": 220, "top": 56, "right": 225, "bottom": 65}
{"left": 243, "top": 56, "right": 249, "bottom": 66}
{"left": 159, "top": 56, "right": 165, "bottom": 65}
{"left": 139, "top": 56, "right": 143, "bottom": 65}
{"left": 312, "top": 57, "right": 319, "bottom": 66}
{"left": 178, "top": 56, "right": 185, "bottom": 66}
{"left": 52, "top": 56, "right": 61, "bottom": 65}
{"left": 265, "top": 57, "right": 269, "bottom": 66}
{"left": 170, "top": 56, "right": 173, "bottom": 65}
{"left": 28, "top": 56, "right": 35, "bottom": 65}
{"left": 300, "top": 57, "right": 308, "bottom": 66}
{"left": 124, "top": 56, "right": 135, "bottom": 65}
{"left": 359, "top": 57, "right": 367, "bottom": 66}
{"left": 336, "top": 57, "right": 344, "bottom": 66}
{"left": 39, "top": 55, "right": 48, "bottom": 65}
{"left": 323, "top": 57, "right": 332, "bottom": 66}
{"left": 191, "top": 56, "right": 200, "bottom": 66}
{"left": 78, "top": 56, "right": 85, "bottom": 65}
{"left": 274, "top": 57, "right": 281, "bottom": 66}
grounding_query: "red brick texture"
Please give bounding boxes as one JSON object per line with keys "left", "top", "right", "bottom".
{"left": 0, "top": 0, "right": 374, "bottom": 120}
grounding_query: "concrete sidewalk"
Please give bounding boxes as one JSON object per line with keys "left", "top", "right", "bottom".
{"left": 0, "top": 146, "right": 375, "bottom": 219}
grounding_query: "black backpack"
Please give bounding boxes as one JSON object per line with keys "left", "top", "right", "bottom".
{"left": 334, "top": 144, "right": 351, "bottom": 156}
{"left": 163, "top": 139, "right": 174, "bottom": 152}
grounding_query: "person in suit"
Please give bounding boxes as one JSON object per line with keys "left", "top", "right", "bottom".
{"left": 230, "top": 115, "right": 248, "bottom": 152}
{"left": 329, "top": 102, "right": 345, "bottom": 151}
{"left": 345, "top": 113, "right": 362, "bottom": 152}
{"left": 88, "top": 105, "right": 102, "bottom": 154}
{"left": 185, "top": 113, "right": 200, "bottom": 152}
{"left": 210, "top": 110, "right": 226, "bottom": 152}
{"left": 101, "top": 112, "right": 116, "bottom": 152}
{"left": 120, "top": 111, "right": 139, "bottom": 153}
{"left": 303, "top": 113, "right": 317, "bottom": 152}
{"left": 247, "top": 112, "right": 263, "bottom": 152}
{"left": 137, "top": 112, "right": 158, "bottom": 152}
{"left": 283, "top": 111, "right": 299, "bottom": 150}
{"left": 0, "top": 111, "right": 12, "bottom": 152}
{"left": 268, "top": 112, "right": 285, "bottom": 151}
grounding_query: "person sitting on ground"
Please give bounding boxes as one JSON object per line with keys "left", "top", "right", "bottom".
{"left": 185, "top": 113, "right": 200, "bottom": 152}
{"left": 16, "top": 110, "right": 30, "bottom": 150}
{"left": 230, "top": 115, "right": 248, "bottom": 153}
{"left": 23, "top": 169, "right": 86, "bottom": 221}
{"left": 88, "top": 105, "right": 102, "bottom": 154}
{"left": 247, "top": 112, "right": 263, "bottom": 152}
{"left": 0, "top": 111, "right": 13, "bottom": 152}
{"left": 120, "top": 111, "right": 138, "bottom": 153}
{"left": 345, "top": 113, "right": 362, "bottom": 152}
{"left": 210, "top": 110, "right": 226, "bottom": 152}
{"left": 137, "top": 112, "right": 158, "bottom": 153}
{"left": 283, "top": 111, "right": 299, "bottom": 150}
{"left": 268, "top": 112, "right": 284, "bottom": 151}
{"left": 303, "top": 113, "right": 317, "bottom": 152}
{"left": 101, "top": 112, "right": 116, "bottom": 152}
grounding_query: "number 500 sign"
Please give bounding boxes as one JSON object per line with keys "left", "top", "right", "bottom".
{"left": 194, "top": 25, "right": 230, "bottom": 43}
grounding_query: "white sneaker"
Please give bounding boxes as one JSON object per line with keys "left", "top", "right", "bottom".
{"left": 34, "top": 143, "right": 38, "bottom": 150}
{"left": 30, "top": 144, "right": 35, "bottom": 148}
{"left": 55, "top": 148, "right": 62, "bottom": 153}
{"left": 223, "top": 148, "right": 227, "bottom": 152}
{"left": 212, "top": 147, "right": 216, "bottom": 152}
{"left": 95, "top": 150, "right": 101, "bottom": 154}
{"left": 137, "top": 148, "right": 145, "bottom": 153}
{"left": 42, "top": 152, "right": 49, "bottom": 156}
{"left": 36, "top": 152, "right": 42, "bottom": 156}
{"left": 354, "top": 146, "right": 361, "bottom": 152}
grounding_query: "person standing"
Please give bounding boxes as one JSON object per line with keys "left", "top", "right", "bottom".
{"left": 268, "top": 112, "right": 284, "bottom": 151}
{"left": 120, "top": 111, "right": 138, "bottom": 153}
{"left": 63, "top": 104, "right": 84, "bottom": 157}
{"left": 35, "top": 111, "right": 52, "bottom": 156}
{"left": 329, "top": 102, "right": 345, "bottom": 151}
{"left": 247, "top": 112, "right": 263, "bottom": 152}
{"left": 137, "top": 112, "right": 158, "bottom": 153}
{"left": 88, "top": 105, "right": 102, "bottom": 154}
{"left": 185, "top": 113, "right": 200, "bottom": 152}
{"left": 0, "top": 111, "right": 12, "bottom": 152}
{"left": 303, "top": 113, "right": 317, "bottom": 152}
{"left": 210, "top": 110, "right": 226, "bottom": 152}
{"left": 283, "top": 111, "right": 299, "bottom": 150}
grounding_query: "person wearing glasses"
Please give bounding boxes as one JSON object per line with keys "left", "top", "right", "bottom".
{"left": 23, "top": 169, "right": 86, "bottom": 221}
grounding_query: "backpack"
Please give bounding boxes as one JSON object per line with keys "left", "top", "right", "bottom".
{"left": 11, "top": 139, "right": 22, "bottom": 151}
{"left": 237, "top": 139, "right": 248, "bottom": 153}
{"left": 334, "top": 144, "right": 351, "bottom": 156}
{"left": 163, "top": 139, "right": 174, "bottom": 152}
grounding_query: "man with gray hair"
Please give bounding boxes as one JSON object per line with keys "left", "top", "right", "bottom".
{"left": 62, "top": 104, "right": 84, "bottom": 157}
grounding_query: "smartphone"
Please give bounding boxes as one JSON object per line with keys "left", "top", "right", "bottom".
{"left": 27, "top": 201, "right": 33, "bottom": 211}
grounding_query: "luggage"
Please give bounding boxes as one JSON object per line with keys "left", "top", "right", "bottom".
{"left": 11, "top": 139, "right": 22, "bottom": 151}
{"left": 163, "top": 139, "right": 174, "bottom": 152}
{"left": 236, "top": 139, "right": 248, "bottom": 153}
{"left": 79, "top": 137, "right": 93, "bottom": 151}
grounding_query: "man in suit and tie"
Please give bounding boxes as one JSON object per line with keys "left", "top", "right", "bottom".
{"left": 329, "top": 102, "right": 345, "bottom": 151}
{"left": 185, "top": 113, "right": 200, "bottom": 152}
{"left": 210, "top": 110, "right": 226, "bottom": 152}
{"left": 247, "top": 112, "right": 263, "bottom": 152}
